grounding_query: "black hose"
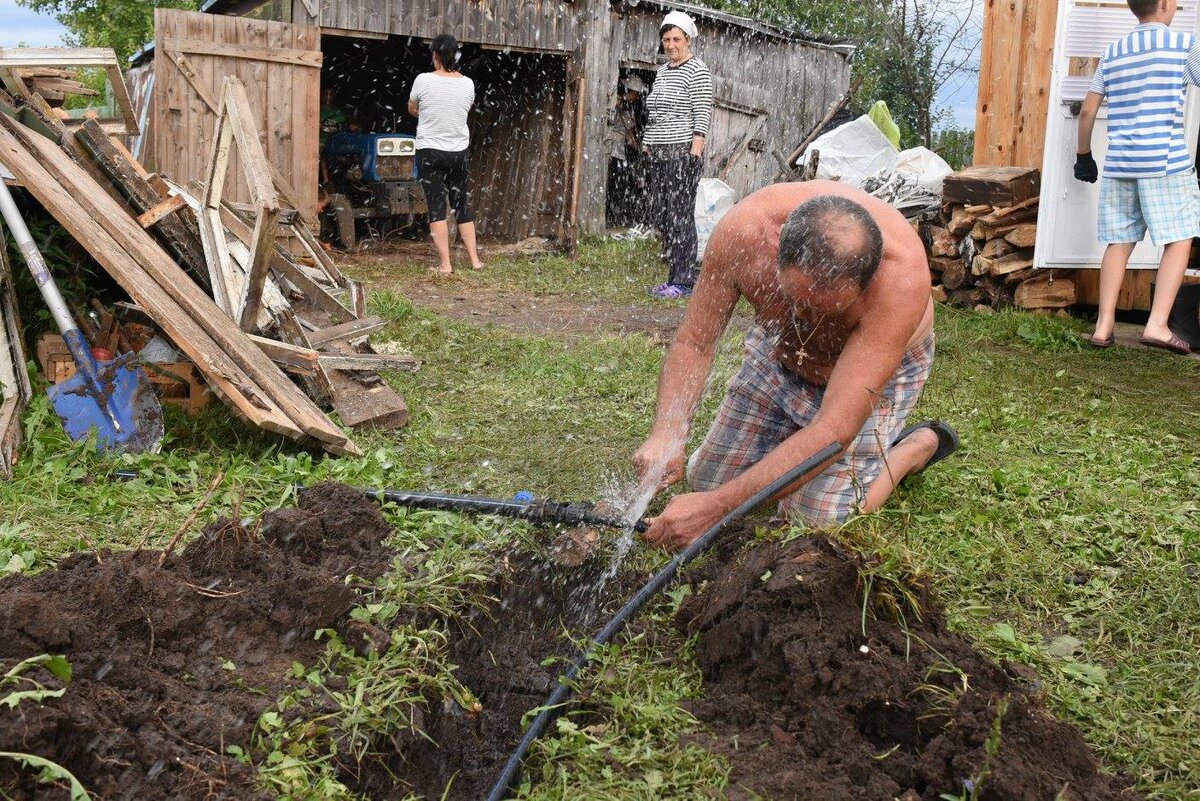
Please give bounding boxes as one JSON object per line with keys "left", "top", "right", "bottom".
{"left": 110, "top": 471, "right": 645, "bottom": 532}
{"left": 484, "top": 441, "right": 844, "bottom": 801}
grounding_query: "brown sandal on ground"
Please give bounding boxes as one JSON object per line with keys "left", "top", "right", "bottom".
{"left": 1086, "top": 333, "right": 1114, "bottom": 348}
{"left": 1139, "top": 331, "right": 1191, "bottom": 355}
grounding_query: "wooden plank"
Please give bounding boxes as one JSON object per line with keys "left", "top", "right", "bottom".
{"left": 2, "top": 115, "right": 359, "bottom": 454}
{"left": 217, "top": 204, "right": 352, "bottom": 323}
{"left": 238, "top": 205, "right": 280, "bottom": 332}
{"left": 248, "top": 333, "right": 319, "bottom": 375}
{"left": 318, "top": 352, "right": 421, "bottom": 372}
{"left": 0, "top": 216, "right": 30, "bottom": 480}
{"left": 72, "top": 119, "right": 208, "bottom": 286}
{"left": 159, "top": 39, "right": 322, "bottom": 68}
{"left": 307, "top": 316, "right": 387, "bottom": 349}
{"left": 0, "top": 48, "right": 118, "bottom": 67}
{"left": 136, "top": 195, "right": 188, "bottom": 228}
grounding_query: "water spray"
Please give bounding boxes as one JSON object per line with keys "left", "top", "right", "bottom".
{"left": 484, "top": 441, "right": 844, "bottom": 801}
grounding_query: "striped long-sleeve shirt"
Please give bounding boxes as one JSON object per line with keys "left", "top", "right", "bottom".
{"left": 643, "top": 57, "right": 713, "bottom": 146}
{"left": 1089, "top": 23, "right": 1200, "bottom": 178}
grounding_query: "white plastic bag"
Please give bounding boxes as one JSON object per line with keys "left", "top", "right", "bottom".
{"left": 893, "top": 146, "right": 953, "bottom": 196}
{"left": 695, "top": 178, "right": 736, "bottom": 259}
{"left": 800, "top": 115, "right": 899, "bottom": 188}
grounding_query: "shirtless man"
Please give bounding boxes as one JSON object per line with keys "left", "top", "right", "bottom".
{"left": 633, "top": 180, "right": 958, "bottom": 550}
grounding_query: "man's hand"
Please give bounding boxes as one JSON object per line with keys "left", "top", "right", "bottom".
{"left": 1074, "top": 152, "right": 1098, "bottom": 183}
{"left": 632, "top": 435, "right": 686, "bottom": 489}
{"left": 643, "top": 490, "right": 727, "bottom": 551}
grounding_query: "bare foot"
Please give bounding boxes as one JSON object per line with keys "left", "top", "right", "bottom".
{"left": 429, "top": 265, "right": 453, "bottom": 276}
{"left": 895, "top": 427, "right": 939, "bottom": 472}
{"left": 471, "top": 262, "right": 485, "bottom": 271}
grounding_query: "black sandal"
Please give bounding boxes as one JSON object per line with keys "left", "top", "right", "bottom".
{"left": 891, "top": 420, "right": 960, "bottom": 476}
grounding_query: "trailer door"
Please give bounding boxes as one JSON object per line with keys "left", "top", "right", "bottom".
{"left": 1035, "top": 0, "right": 1199, "bottom": 271}
{"left": 153, "top": 8, "right": 321, "bottom": 218}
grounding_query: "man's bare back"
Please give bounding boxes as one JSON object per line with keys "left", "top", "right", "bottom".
{"left": 698, "top": 181, "right": 933, "bottom": 383}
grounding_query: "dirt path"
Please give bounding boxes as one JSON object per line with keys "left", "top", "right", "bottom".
{"left": 342, "top": 244, "right": 754, "bottom": 344}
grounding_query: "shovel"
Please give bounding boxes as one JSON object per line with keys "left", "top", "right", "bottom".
{"left": 0, "top": 180, "right": 163, "bottom": 453}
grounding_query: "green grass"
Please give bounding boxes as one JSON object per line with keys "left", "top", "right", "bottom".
{"left": 2, "top": 240, "right": 1199, "bottom": 799}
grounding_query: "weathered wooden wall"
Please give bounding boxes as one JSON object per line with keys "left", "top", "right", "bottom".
{"left": 201, "top": 0, "right": 850, "bottom": 237}
{"left": 153, "top": 9, "right": 320, "bottom": 216}
{"left": 467, "top": 52, "right": 571, "bottom": 240}
{"left": 286, "top": 0, "right": 585, "bottom": 52}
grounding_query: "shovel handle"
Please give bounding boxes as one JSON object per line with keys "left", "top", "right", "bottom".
{"left": 0, "top": 180, "right": 109, "bottom": 402}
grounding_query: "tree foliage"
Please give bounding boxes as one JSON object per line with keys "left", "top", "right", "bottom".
{"left": 15, "top": 0, "right": 201, "bottom": 66}
{"left": 695, "top": 0, "right": 979, "bottom": 148}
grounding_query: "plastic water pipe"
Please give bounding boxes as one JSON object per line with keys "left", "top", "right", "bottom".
{"left": 484, "top": 441, "right": 844, "bottom": 801}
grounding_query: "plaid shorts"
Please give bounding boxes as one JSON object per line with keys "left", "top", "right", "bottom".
{"left": 1097, "top": 170, "right": 1200, "bottom": 246}
{"left": 688, "top": 325, "right": 935, "bottom": 526}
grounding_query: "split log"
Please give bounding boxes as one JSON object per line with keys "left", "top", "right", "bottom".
{"left": 929, "top": 256, "right": 959, "bottom": 275}
{"left": 931, "top": 284, "right": 948, "bottom": 304}
{"left": 943, "top": 166, "right": 1040, "bottom": 207}
{"left": 1015, "top": 274, "right": 1076, "bottom": 309}
{"left": 931, "top": 227, "right": 958, "bottom": 257}
{"left": 1004, "top": 223, "right": 1038, "bottom": 249}
{"left": 970, "top": 218, "right": 1030, "bottom": 241}
{"left": 942, "top": 258, "right": 968, "bottom": 290}
{"left": 948, "top": 287, "right": 986, "bottom": 307}
{"left": 984, "top": 249, "right": 1035, "bottom": 277}
{"left": 977, "top": 196, "right": 1038, "bottom": 227}
{"left": 980, "top": 238, "right": 1016, "bottom": 258}
{"left": 947, "top": 204, "right": 992, "bottom": 236}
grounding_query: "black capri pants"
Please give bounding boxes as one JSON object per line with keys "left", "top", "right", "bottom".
{"left": 417, "top": 148, "right": 475, "bottom": 223}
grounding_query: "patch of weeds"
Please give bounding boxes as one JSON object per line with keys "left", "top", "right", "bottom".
{"left": 516, "top": 594, "right": 728, "bottom": 800}
{"left": 0, "top": 654, "right": 90, "bottom": 800}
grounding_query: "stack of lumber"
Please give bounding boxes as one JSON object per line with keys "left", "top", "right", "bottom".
{"left": 0, "top": 65, "right": 422, "bottom": 456}
{"left": 926, "top": 166, "right": 1076, "bottom": 311}
{"left": 13, "top": 68, "right": 99, "bottom": 106}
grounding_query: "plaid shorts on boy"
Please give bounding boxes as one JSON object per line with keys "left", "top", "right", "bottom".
{"left": 687, "top": 325, "right": 935, "bottom": 527}
{"left": 1097, "top": 170, "right": 1200, "bottom": 245}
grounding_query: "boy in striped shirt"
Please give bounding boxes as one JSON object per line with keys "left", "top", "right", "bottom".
{"left": 1076, "top": 0, "right": 1200, "bottom": 353}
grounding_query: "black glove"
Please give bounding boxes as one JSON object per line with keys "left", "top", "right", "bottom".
{"left": 1074, "top": 152, "right": 1098, "bottom": 183}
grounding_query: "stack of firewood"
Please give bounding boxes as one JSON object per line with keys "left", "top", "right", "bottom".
{"left": 926, "top": 167, "right": 1076, "bottom": 311}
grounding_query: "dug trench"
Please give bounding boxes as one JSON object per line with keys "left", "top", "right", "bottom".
{"left": 0, "top": 488, "right": 1141, "bottom": 800}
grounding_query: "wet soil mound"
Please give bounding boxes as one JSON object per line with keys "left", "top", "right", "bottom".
{"left": 0, "top": 482, "right": 394, "bottom": 800}
{"left": 677, "top": 536, "right": 1142, "bottom": 801}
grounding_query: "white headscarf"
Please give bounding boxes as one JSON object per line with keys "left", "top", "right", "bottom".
{"left": 661, "top": 10, "right": 698, "bottom": 39}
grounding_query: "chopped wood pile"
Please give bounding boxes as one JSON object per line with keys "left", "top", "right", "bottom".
{"left": 0, "top": 53, "right": 422, "bottom": 460}
{"left": 925, "top": 166, "right": 1076, "bottom": 311}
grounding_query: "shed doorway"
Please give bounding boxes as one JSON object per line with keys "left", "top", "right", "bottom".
{"left": 319, "top": 35, "right": 572, "bottom": 245}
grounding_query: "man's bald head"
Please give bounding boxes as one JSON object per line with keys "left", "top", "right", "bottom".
{"left": 777, "top": 195, "right": 883, "bottom": 291}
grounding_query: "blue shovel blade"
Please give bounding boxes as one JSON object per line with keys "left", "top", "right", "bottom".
{"left": 48, "top": 359, "right": 165, "bottom": 453}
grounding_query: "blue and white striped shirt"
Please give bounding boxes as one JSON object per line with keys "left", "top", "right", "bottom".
{"left": 1089, "top": 23, "right": 1200, "bottom": 178}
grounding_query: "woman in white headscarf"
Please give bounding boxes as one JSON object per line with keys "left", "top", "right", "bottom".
{"left": 642, "top": 10, "right": 713, "bottom": 299}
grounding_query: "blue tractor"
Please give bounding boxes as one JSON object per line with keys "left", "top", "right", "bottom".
{"left": 323, "top": 131, "right": 426, "bottom": 249}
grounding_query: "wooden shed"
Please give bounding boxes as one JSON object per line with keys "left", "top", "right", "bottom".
{"left": 127, "top": 0, "right": 851, "bottom": 243}
{"left": 975, "top": 0, "right": 1200, "bottom": 310}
